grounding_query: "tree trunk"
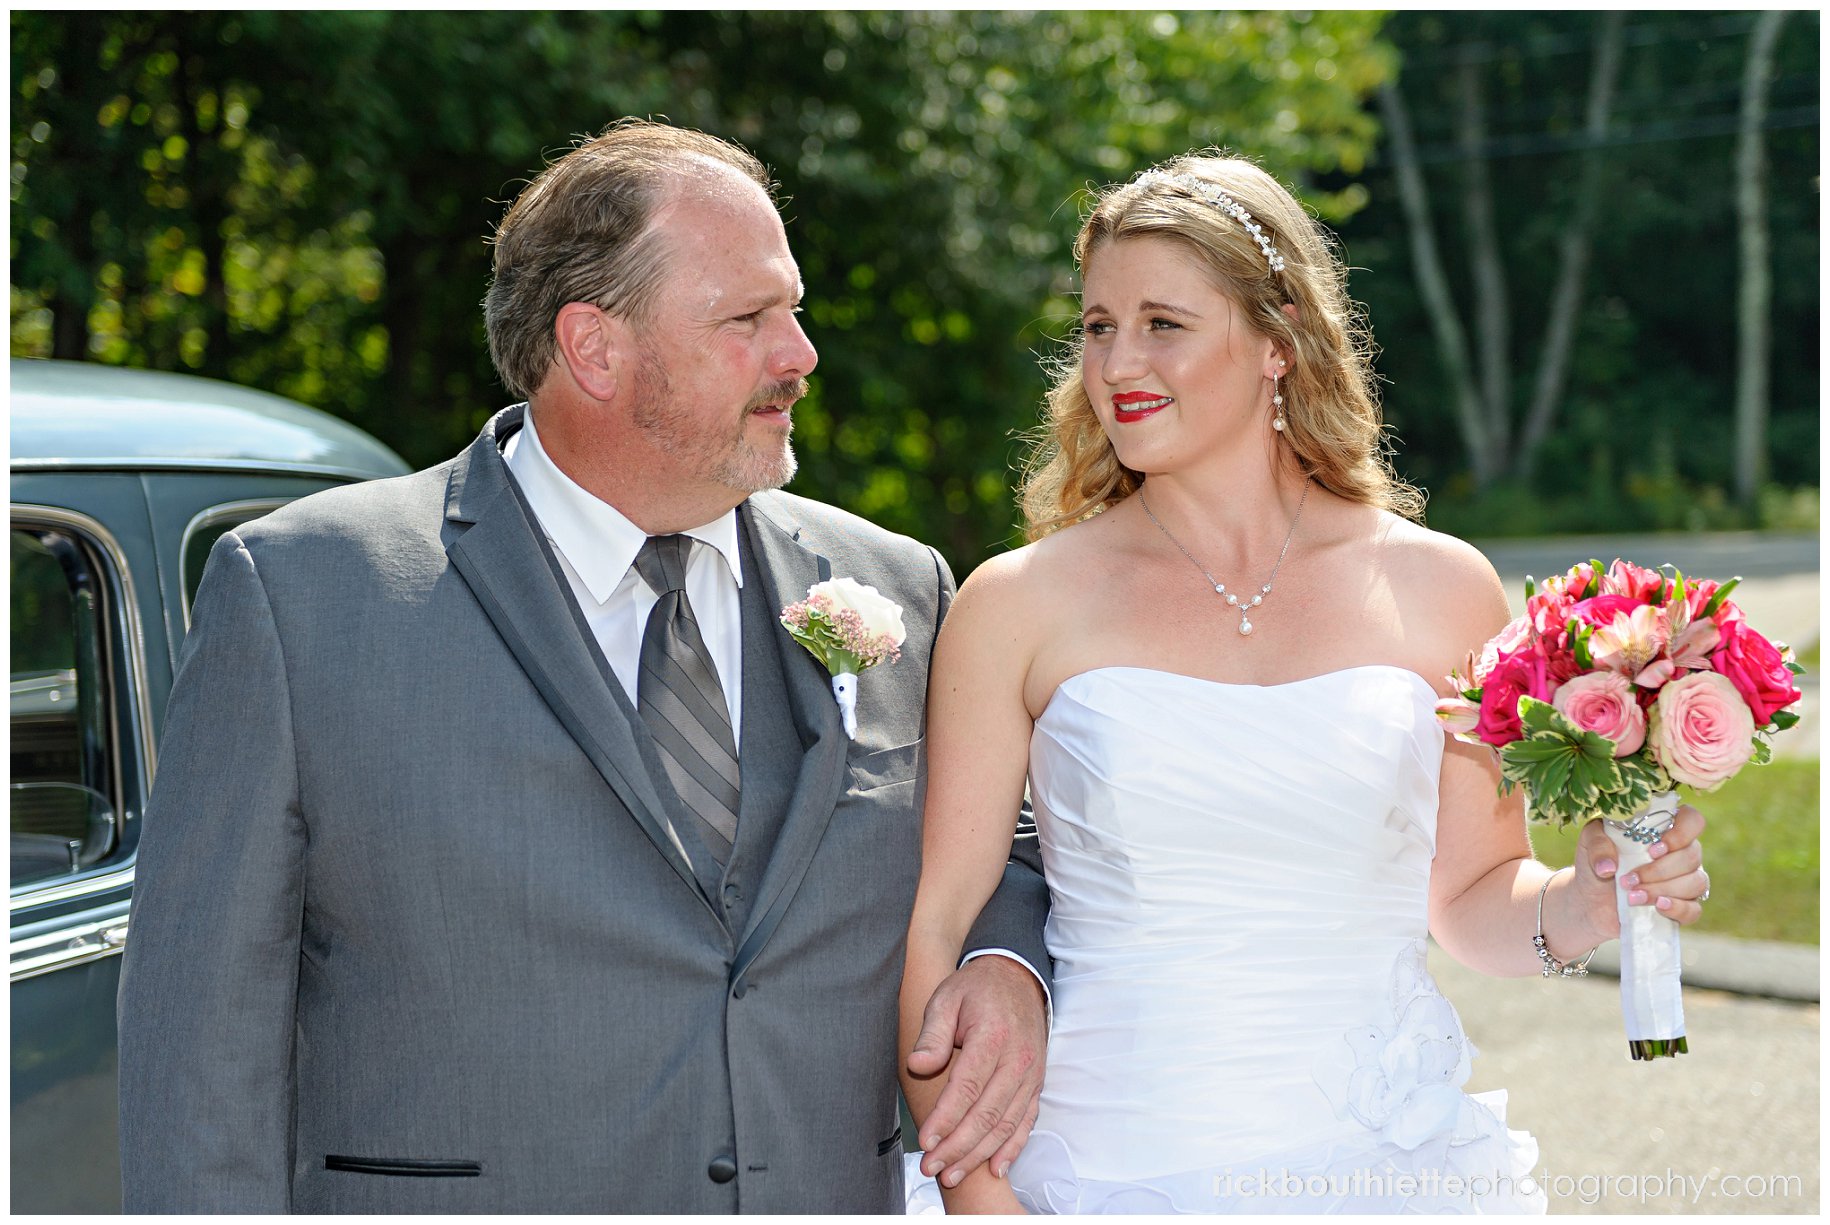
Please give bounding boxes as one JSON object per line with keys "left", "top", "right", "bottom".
{"left": 1457, "top": 57, "right": 1512, "bottom": 462}
{"left": 1734, "top": 10, "right": 1787, "bottom": 507}
{"left": 1379, "top": 81, "right": 1496, "bottom": 485}
{"left": 1515, "top": 11, "right": 1625, "bottom": 480}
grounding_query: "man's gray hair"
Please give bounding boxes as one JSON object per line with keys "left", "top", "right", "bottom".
{"left": 484, "top": 119, "right": 775, "bottom": 399}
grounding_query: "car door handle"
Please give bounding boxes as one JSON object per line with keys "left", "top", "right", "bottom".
{"left": 9, "top": 907, "right": 132, "bottom": 982}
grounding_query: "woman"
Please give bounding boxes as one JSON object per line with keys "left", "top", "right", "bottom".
{"left": 898, "top": 155, "right": 1709, "bottom": 1214}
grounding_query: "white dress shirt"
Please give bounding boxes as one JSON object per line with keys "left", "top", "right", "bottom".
{"left": 503, "top": 413, "right": 745, "bottom": 742}
{"left": 505, "top": 413, "right": 1049, "bottom": 1014}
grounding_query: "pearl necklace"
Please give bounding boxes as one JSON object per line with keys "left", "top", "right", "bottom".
{"left": 1138, "top": 480, "right": 1310, "bottom": 636}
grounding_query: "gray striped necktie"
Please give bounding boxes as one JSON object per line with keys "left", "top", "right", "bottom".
{"left": 633, "top": 534, "right": 739, "bottom": 870}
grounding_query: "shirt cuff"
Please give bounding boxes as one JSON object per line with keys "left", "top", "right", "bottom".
{"left": 959, "top": 948, "right": 1053, "bottom": 1028}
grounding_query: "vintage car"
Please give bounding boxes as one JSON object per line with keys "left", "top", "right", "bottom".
{"left": 10, "top": 358, "right": 410, "bottom": 1212}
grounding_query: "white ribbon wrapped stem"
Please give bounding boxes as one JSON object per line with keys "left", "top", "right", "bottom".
{"left": 1602, "top": 791, "right": 1687, "bottom": 1060}
{"left": 831, "top": 672, "right": 859, "bottom": 740}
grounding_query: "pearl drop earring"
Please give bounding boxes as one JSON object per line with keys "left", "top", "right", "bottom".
{"left": 1272, "top": 361, "right": 1287, "bottom": 432}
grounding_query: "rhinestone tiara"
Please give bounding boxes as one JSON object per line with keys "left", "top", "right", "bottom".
{"left": 1137, "top": 170, "right": 1286, "bottom": 275}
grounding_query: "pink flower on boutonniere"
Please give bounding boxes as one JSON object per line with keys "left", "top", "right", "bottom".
{"left": 780, "top": 578, "right": 906, "bottom": 739}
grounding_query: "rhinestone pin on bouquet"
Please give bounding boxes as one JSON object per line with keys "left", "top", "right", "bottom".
{"left": 1436, "top": 559, "right": 1803, "bottom": 1060}
{"left": 780, "top": 578, "right": 906, "bottom": 740}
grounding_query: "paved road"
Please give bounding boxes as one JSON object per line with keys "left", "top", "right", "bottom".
{"left": 1433, "top": 946, "right": 1820, "bottom": 1215}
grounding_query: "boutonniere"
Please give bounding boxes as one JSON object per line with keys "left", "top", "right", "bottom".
{"left": 780, "top": 577, "right": 906, "bottom": 740}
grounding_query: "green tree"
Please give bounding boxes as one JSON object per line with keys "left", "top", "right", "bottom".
{"left": 13, "top": 11, "right": 1392, "bottom": 574}
{"left": 1345, "top": 11, "right": 1819, "bottom": 534}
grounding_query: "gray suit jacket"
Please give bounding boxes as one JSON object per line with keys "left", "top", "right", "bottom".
{"left": 116, "top": 406, "right": 1050, "bottom": 1213}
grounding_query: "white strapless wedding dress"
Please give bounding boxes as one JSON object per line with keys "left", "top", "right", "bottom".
{"left": 909, "top": 665, "right": 1543, "bottom": 1214}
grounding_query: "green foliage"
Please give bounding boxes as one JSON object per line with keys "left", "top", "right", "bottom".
{"left": 1501, "top": 697, "right": 1673, "bottom": 827}
{"left": 10, "top": 12, "right": 1818, "bottom": 569}
{"left": 11, "top": 10, "right": 1391, "bottom": 576}
{"left": 1530, "top": 755, "right": 1820, "bottom": 945}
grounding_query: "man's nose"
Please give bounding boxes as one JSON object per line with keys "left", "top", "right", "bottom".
{"left": 772, "top": 313, "right": 818, "bottom": 379}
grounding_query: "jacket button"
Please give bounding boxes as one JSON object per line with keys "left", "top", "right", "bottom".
{"left": 708, "top": 1154, "right": 738, "bottom": 1183}
{"left": 723, "top": 882, "right": 741, "bottom": 908}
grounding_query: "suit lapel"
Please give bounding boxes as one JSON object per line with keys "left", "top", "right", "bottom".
{"left": 444, "top": 407, "right": 714, "bottom": 914}
{"left": 729, "top": 496, "right": 850, "bottom": 982}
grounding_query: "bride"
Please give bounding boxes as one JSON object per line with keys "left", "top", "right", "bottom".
{"left": 897, "top": 155, "right": 1710, "bottom": 1214}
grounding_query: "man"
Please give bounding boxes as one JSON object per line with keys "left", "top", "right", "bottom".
{"left": 117, "top": 120, "right": 1049, "bottom": 1212}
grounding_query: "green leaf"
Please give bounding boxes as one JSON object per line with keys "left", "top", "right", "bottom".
{"left": 1703, "top": 577, "right": 1743, "bottom": 618}
{"left": 1785, "top": 661, "right": 1806, "bottom": 677}
{"left": 1523, "top": 575, "right": 1536, "bottom": 600}
{"left": 1770, "top": 709, "right": 1801, "bottom": 730}
{"left": 1751, "top": 737, "right": 1773, "bottom": 766}
{"left": 1571, "top": 623, "right": 1594, "bottom": 670}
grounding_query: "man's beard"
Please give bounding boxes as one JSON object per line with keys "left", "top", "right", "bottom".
{"left": 630, "top": 351, "right": 803, "bottom": 494}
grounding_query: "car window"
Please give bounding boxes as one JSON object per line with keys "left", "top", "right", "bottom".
{"left": 11, "top": 528, "right": 118, "bottom": 887}
{"left": 182, "top": 500, "right": 290, "bottom": 619}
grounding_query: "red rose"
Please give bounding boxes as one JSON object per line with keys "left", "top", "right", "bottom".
{"left": 1474, "top": 649, "right": 1557, "bottom": 746}
{"left": 1709, "top": 620, "right": 1801, "bottom": 727}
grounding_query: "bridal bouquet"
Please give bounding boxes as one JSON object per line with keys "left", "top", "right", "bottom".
{"left": 1435, "top": 558, "right": 1803, "bottom": 1059}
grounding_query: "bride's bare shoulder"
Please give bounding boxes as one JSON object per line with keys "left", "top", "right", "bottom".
{"left": 1374, "top": 514, "right": 1512, "bottom": 645}
{"left": 947, "top": 512, "right": 1117, "bottom": 640}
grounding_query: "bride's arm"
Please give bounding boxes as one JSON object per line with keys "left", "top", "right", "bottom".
{"left": 900, "top": 556, "right": 1039, "bottom": 1214}
{"left": 1415, "top": 538, "right": 1708, "bottom": 975}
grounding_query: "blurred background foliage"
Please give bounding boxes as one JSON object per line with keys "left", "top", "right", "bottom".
{"left": 11, "top": 10, "right": 1819, "bottom": 575}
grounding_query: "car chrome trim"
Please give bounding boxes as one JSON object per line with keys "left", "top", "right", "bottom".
{"left": 9, "top": 902, "right": 132, "bottom": 982}
{"left": 179, "top": 497, "right": 295, "bottom": 625}
{"left": 8, "top": 504, "right": 155, "bottom": 915}
{"left": 13, "top": 456, "right": 397, "bottom": 482}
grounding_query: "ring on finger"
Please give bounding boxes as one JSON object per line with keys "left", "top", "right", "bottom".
{"left": 1699, "top": 869, "right": 1711, "bottom": 904}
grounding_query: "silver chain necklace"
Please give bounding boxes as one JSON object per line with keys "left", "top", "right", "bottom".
{"left": 1138, "top": 480, "right": 1310, "bottom": 636}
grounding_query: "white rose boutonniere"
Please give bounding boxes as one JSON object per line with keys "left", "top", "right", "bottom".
{"left": 780, "top": 577, "right": 906, "bottom": 739}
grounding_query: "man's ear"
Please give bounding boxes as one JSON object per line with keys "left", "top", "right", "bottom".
{"left": 553, "top": 302, "right": 623, "bottom": 402}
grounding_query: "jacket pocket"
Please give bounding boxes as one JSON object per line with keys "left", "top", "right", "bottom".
{"left": 848, "top": 738, "right": 922, "bottom": 792}
{"left": 324, "top": 1154, "right": 482, "bottom": 1177}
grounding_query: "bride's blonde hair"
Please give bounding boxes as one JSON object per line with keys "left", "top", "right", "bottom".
{"left": 1018, "top": 153, "right": 1423, "bottom": 539}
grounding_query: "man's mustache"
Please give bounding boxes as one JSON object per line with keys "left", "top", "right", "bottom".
{"left": 747, "top": 377, "right": 809, "bottom": 411}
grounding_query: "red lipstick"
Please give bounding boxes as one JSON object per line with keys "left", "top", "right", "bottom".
{"left": 1112, "top": 391, "right": 1172, "bottom": 423}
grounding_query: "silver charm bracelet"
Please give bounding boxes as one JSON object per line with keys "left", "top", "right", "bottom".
{"left": 1533, "top": 866, "right": 1599, "bottom": 978}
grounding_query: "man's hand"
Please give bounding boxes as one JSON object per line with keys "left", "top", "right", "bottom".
{"left": 906, "top": 954, "right": 1047, "bottom": 1188}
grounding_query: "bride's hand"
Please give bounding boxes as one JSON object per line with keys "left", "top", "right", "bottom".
{"left": 1574, "top": 804, "right": 1709, "bottom": 937}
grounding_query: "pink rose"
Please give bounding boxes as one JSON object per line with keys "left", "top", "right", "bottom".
{"left": 1647, "top": 672, "right": 1756, "bottom": 791}
{"left": 1710, "top": 620, "right": 1802, "bottom": 727}
{"left": 1552, "top": 671, "right": 1646, "bottom": 757}
{"left": 1474, "top": 649, "right": 1558, "bottom": 746}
